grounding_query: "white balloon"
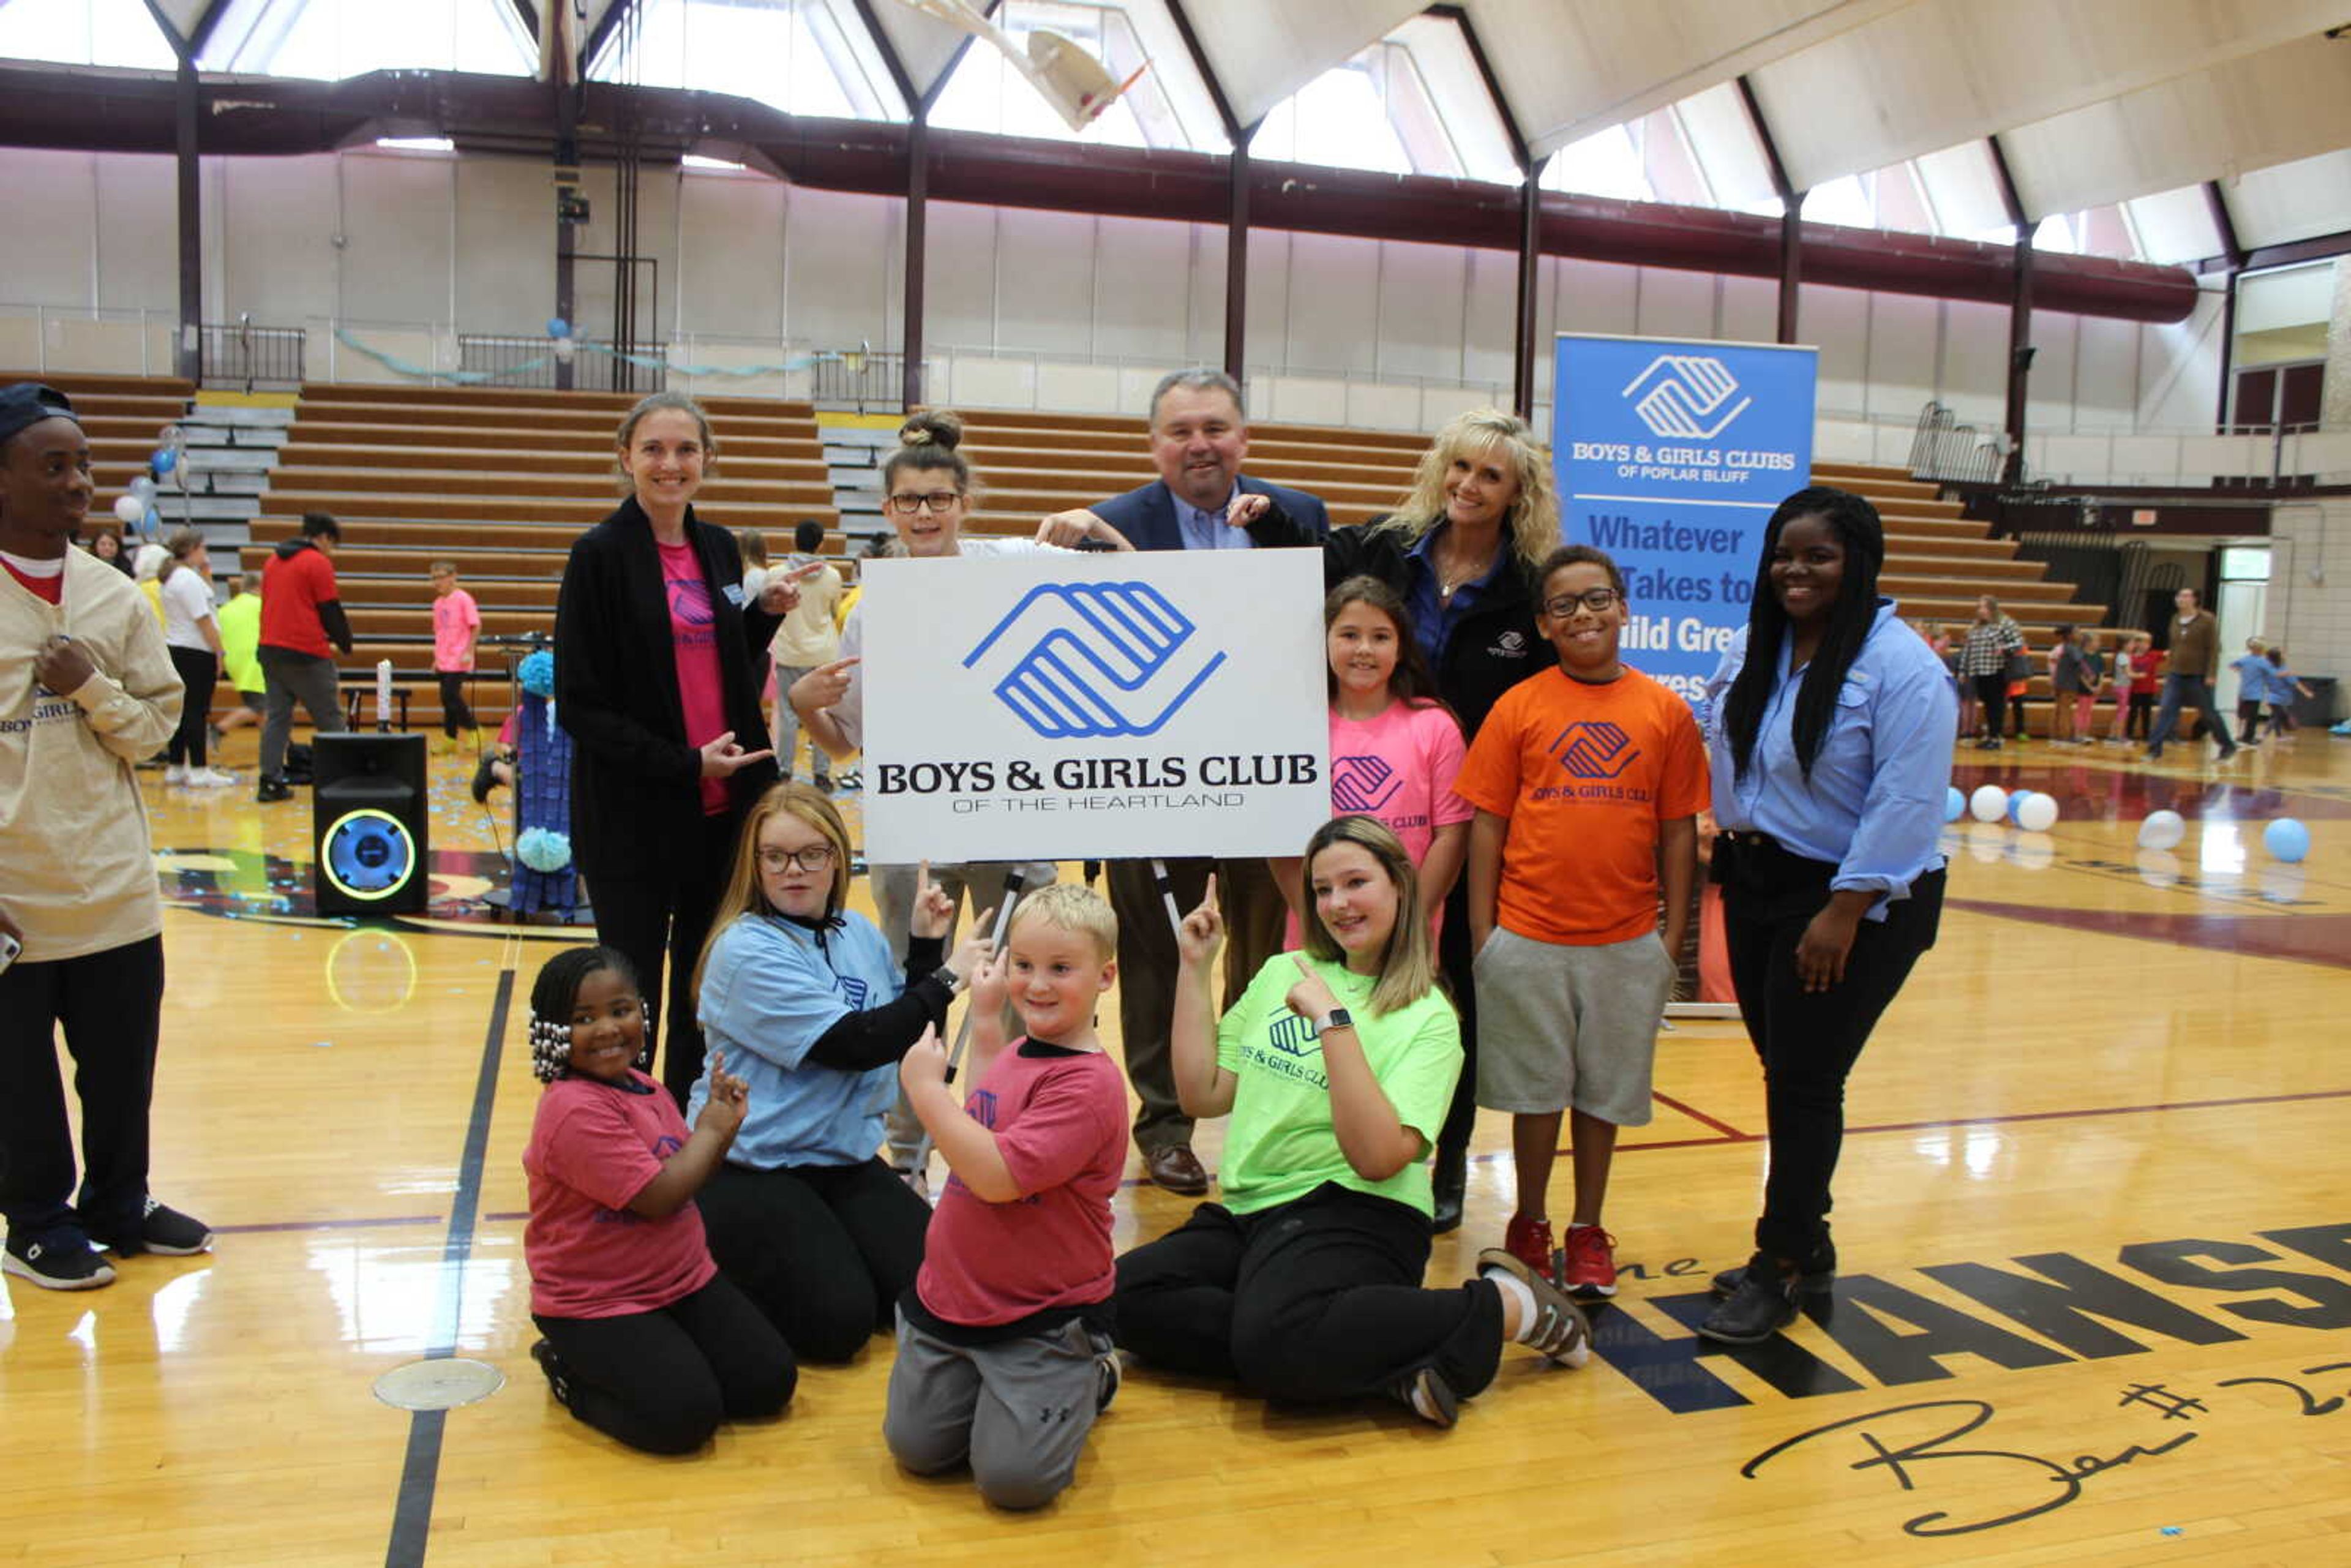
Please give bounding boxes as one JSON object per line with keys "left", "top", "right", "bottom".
{"left": 1969, "top": 784, "right": 2009, "bottom": 823}
{"left": 2016, "top": 792, "right": 2058, "bottom": 833}
{"left": 2138, "top": 809, "right": 2186, "bottom": 851}
{"left": 113, "top": 493, "right": 144, "bottom": 525}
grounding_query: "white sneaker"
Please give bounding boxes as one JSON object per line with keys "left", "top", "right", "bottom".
{"left": 164, "top": 764, "right": 189, "bottom": 786}
{"left": 187, "top": 767, "right": 237, "bottom": 788}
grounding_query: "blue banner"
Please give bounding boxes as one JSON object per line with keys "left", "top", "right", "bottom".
{"left": 1552, "top": 334, "right": 1817, "bottom": 702}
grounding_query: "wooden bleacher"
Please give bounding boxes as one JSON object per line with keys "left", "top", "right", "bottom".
{"left": 0, "top": 373, "right": 201, "bottom": 512}
{"left": 246, "top": 384, "right": 842, "bottom": 727}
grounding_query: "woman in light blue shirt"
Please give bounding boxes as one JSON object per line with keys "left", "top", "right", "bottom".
{"left": 1695, "top": 486, "right": 1956, "bottom": 1346}
{"left": 689, "top": 783, "right": 993, "bottom": 1360}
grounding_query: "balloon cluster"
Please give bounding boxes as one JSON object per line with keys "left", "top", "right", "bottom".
{"left": 2133, "top": 810, "right": 2311, "bottom": 863}
{"left": 1963, "top": 783, "right": 2059, "bottom": 833}
{"left": 518, "top": 649, "right": 556, "bottom": 697}
{"left": 517, "top": 828, "right": 573, "bottom": 872}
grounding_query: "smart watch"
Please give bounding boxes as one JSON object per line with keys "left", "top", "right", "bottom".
{"left": 1311, "top": 1007, "right": 1354, "bottom": 1037}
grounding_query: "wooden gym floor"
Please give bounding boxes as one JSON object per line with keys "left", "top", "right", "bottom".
{"left": 5, "top": 724, "right": 2349, "bottom": 1567}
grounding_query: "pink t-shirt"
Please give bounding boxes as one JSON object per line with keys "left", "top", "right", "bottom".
{"left": 658, "top": 541, "right": 729, "bottom": 814}
{"left": 432, "top": 587, "right": 479, "bottom": 672}
{"left": 1288, "top": 699, "right": 1471, "bottom": 944}
{"left": 914, "top": 1043, "right": 1128, "bottom": 1330}
{"left": 522, "top": 1069, "right": 717, "bottom": 1319}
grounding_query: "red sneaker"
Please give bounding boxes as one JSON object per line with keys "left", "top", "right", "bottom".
{"left": 1502, "top": 1213, "right": 1556, "bottom": 1281}
{"left": 1561, "top": 1224, "right": 1618, "bottom": 1298}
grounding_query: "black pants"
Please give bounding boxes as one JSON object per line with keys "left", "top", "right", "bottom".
{"left": 588, "top": 810, "right": 741, "bottom": 1102}
{"left": 696, "top": 1157, "right": 931, "bottom": 1362}
{"left": 1114, "top": 1183, "right": 1504, "bottom": 1405}
{"left": 2236, "top": 700, "right": 2266, "bottom": 745}
{"left": 165, "top": 647, "right": 216, "bottom": 767}
{"left": 437, "top": 671, "right": 477, "bottom": 737}
{"left": 2127, "top": 692, "right": 2154, "bottom": 738}
{"left": 534, "top": 1274, "right": 794, "bottom": 1454}
{"left": 0, "top": 935, "right": 165, "bottom": 1240}
{"left": 1105, "top": 855, "right": 1284, "bottom": 1155}
{"left": 2008, "top": 693, "right": 2028, "bottom": 739}
{"left": 1431, "top": 879, "right": 1480, "bottom": 1169}
{"left": 1971, "top": 673, "right": 2008, "bottom": 739}
{"left": 1716, "top": 839, "right": 1940, "bottom": 1262}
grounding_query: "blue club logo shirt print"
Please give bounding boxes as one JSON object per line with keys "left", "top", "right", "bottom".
{"left": 1330, "top": 754, "right": 1404, "bottom": 813}
{"left": 962, "top": 580, "right": 1226, "bottom": 739}
{"left": 1622, "top": 353, "right": 1752, "bottom": 440}
{"left": 1549, "top": 721, "right": 1640, "bottom": 780}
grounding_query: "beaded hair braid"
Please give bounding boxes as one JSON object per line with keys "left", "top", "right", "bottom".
{"left": 528, "top": 1015, "right": 573, "bottom": 1084}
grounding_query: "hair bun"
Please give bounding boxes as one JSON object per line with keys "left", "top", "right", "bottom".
{"left": 899, "top": 409, "right": 963, "bottom": 452}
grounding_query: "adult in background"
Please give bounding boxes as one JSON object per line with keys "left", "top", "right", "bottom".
{"left": 1697, "top": 487, "right": 1954, "bottom": 1343}
{"left": 555, "top": 391, "right": 808, "bottom": 1103}
{"left": 255, "top": 511, "right": 353, "bottom": 802}
{"left": 1233, "top": 408, "right": 1560, "bottom": 1231}
{"left": 0, "top": 382, "right": 210, "bottom": 1291}
{"left": 1035, "top": 369, "right": 1332, "bottom": 1195}
{"left": 2145, "top": 587, "right": 2237, "bottom": 763}
{"left": 1955, "top": 595, "right": 2022, "bottom": 751}
{"left": 158, "top": 528, "right": 233, "bottom": 787}
{"left": 770, "top": 519, "right": 842, "bottom": 790}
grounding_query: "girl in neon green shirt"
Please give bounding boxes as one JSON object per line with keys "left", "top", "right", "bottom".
{"left": 1114, "top": 816, "right": 1594, "bottom": 1428}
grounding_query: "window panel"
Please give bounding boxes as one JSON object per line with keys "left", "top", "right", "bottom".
{"left": 590, "top": 0, "right": 894, "bottom": 121}
{"left": 0, "top": 0, "right": 179, "bottom": 69}
{"left": 200, "top": 0, "right": 534, "bottom": 79}
{"left": 2126, "top": 184, "right": 2222, "bottom": 264}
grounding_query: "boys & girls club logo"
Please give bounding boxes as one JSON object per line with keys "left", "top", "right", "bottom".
{"left": 1624, "top": 354, "right": 1752, "bottom": 440}
{"left": 963, "top": 581, "right": 1226, "bottom": 739}
{"left": 1330, "top": 756, "right": 1403, "bottom": 813}
{"left": 1550, "top": 721, "right": 1639, "bottom": 780}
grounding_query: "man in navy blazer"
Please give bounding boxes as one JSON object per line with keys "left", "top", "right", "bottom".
{"left": 1038, "top": 369, "right": 1332, "bottom": 1196}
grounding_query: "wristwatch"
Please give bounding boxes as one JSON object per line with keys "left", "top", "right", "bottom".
{"left": 930, "top": 965, "right": 964, "bottom": 995}
{"left": 1311, "top": 1007, "right": 1354, "bottom": 1037}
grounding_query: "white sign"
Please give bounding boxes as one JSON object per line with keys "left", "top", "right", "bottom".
{"left": 860, "top": 549, "right": 1331, "bottom": 862}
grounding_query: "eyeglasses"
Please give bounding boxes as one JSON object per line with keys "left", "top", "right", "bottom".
{"left": 887, "top": 490, "right": 963, "bottom": 514}
{"left": 757, "top": 844, "right": 836, "bottom": 874}
{"left": 1543, "top": 588, "right": 1622, "bottom": 618}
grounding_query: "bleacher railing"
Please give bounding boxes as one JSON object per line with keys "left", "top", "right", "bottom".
{"left": 200, "top": 318, "right": 305, "bottom": 391}
{"left": 811, "top": 347, "right": 902, "bottom": 408}
{"left": 454, "top": 334, "right": 664, "bottom": 392}
{"left": 1908, "top": 401, "right": 2011, "bottom": 486}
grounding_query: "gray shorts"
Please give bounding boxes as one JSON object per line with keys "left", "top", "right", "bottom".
{"left": 882, "top": 1308, "right": 1112, "bottom": 1510}
{"left": 1473, "top": 926, "right": 1673, "bottom": 1124}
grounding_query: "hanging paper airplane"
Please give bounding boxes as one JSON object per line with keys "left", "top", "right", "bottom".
{"left": 896, "top": 0, "right": 1150, "bottom": 133}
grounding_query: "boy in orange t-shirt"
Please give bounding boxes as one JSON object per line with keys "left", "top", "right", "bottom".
{"left": 1455, "top": 545, "right": 1706, "bottom": 1299}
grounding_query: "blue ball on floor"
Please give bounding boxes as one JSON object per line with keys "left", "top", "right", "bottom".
{"left": 1944, "top": 786, "right": 1965, "bottom": 823}
{"left": 2006, "top": 788, "right": 2033, "bottom": 825}
{"left": 2263, "top": 818, "right": 2311, "bottom": 863}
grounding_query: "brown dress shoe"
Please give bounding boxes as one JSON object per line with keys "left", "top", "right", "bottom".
{"left": 1144, "top": 1145, "right": 1210, "bottom": 1195}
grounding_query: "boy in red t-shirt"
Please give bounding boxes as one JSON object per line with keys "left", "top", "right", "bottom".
{"left": 887, "top": 883, "right": 1129, "bottom": 1510}
{"left": 1455, "top": 545, "right": 1706, "bottom": 1299}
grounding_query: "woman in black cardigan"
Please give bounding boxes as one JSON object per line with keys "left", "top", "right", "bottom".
{"left": 555, "top": 391, "right": 804, "bottom": 1103}
{"left": 1232, "top": 408, "right": 1561, "bottom": 1229}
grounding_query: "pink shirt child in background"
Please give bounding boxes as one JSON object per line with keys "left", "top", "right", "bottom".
{"left": 430, "top": 572, "right": 480, "bottom": 673}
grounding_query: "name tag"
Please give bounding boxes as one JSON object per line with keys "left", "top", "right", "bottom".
{"left": 722, "top": 583, "right": 746, "bottom": 607}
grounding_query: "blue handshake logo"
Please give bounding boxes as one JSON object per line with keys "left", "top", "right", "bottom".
{"left": 963, "top": 580, "right": 1226, "bottom": 739}
{"left": 1622, "top": 353, "right": 1752, "bottom": 441}
{"left": 1548, "top": 721, "right": 1639, "bottom": 780}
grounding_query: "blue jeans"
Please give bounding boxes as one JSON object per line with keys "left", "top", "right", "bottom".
{"left": 2147, "top": 674, "right": 2233, "bottom": 755}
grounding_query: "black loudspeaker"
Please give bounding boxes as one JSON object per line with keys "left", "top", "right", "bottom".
{"left": 312, "top": 733, "right": 430, "bottom": 917}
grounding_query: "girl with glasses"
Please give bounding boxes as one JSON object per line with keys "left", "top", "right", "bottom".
{"left": 787, "top": 411, "right": 1127, "bottom": 1185}
{"left": 684, "top": 782, "right": 996, "bottom": 1360}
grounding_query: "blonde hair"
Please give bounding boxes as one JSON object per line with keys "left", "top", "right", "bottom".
{"left": 1008, "top": 883, "right": 1119, "bottom": 962}
{"left": 1298, "top": 816, "right": 1438, "bottom": 1017}
{"left": 692, "top": 783, "right": 853, "bottom": 997}
{"left": 1371, "top": 409, "right": 1558, "bottom": 574}
{"left": 429, "top": 559, "right": 459, "bottom": 577}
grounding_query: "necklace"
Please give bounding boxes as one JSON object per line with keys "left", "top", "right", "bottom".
{"left": 1436, "top": 542, "right": 1496, "bottom": 601}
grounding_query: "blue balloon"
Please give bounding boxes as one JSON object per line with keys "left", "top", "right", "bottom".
{"left": 2262, "top": 817, "right": 2311, "bottom": 863}
{"left": 546, "top": 317, "right": 571, "bottom": 339}
{"left": 2006, "top": 788, "right": 2033, "bottom": 825}
{"left": 152, "top": 445, "right": 178, "bottom": 475}
{"left": 1944, "top": 786, "right": 1965, "bottom": 823}
{"left": 518, "top": 648, "right": 555, "bottom": 697}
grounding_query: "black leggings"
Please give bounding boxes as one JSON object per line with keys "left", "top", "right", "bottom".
{"left": 166, "top": 646, "right": 216, "bottom": 767}
{"left": 0, "top": 935, "right": 164, "bottom": 1239}
{"left": 534, "top": 1274, "right": 794, "bottom": 1454}
{"left": 1432, "top": 879, "right": 1479, "bottom": 1169}
{"left": 1717, "top": 839, "right": 1940, "bottom": 1262}
{"left": 1971, "top": 673, "right": 2008, "bottom": 739}
{"left": 2127, "top": 691, "right": 2154, "bottom": 738}
{"left": 589, "top": 810, "right": 740, "bottom": 1102}
{"left": 696, "top": 1157, "right": 931, "bottom": 1362}
{"left": 437, "top": 671, "right": 477, "bottom": 737}
{"left": 1114, "top": 1183, "right": 1504, "bottom": 1405}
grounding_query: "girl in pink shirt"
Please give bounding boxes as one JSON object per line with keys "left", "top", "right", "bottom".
{"left": 1273, "top": 577, "right": 1471, "bottom": 942}
{"left": 522, "top": 946, "right": 794, "bottom": 1454}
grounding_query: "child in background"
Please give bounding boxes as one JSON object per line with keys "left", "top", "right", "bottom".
{"left": 430, "top": 560, "right": 481, "bottom": 751}
{"left": 2230, "top": 637, "right": 2270, "bottom": 748}
{"left": 2263, "top": 645, "right": 2312, "bottom": 738}
{"left": 886, "top": 885, "right": 1129, "bottom": 1510}
{"left": 212, "top": 571, "right": 264, "bottom": 740}
{"left": 522, "top": 946, "right": 795, "bottom": 1454}
{"left": 1272, "top": 576, "right": 1469, "bottom": 942}
{"left": 2072, "top": 629, "right": 2104, "bottom": 746}
{"left": 2123, "top": 634, "right": 2160, "bottom": 742}
{"left": 2049, "top": 625, "right": 2090, "bottom": 746}
{"left": 159, "top": 529, "right": 233, "bottom": 786}
{"left": 1455, "top": 545, "right": 1706, "bottom": 1298}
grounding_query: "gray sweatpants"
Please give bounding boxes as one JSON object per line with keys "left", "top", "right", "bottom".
{"left": 870, "top": 858, "right": 1058, "bottom": 1168}
{"left": 882, "top": 1309, "right": 1111, "bottom": 1510}
{"left": 258, "top": 647, "right": 347, "bottom": 779}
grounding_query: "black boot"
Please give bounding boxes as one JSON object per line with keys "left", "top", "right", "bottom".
{"left": 1697, "top": 1255, "right": 1804, "bottom": 1345}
